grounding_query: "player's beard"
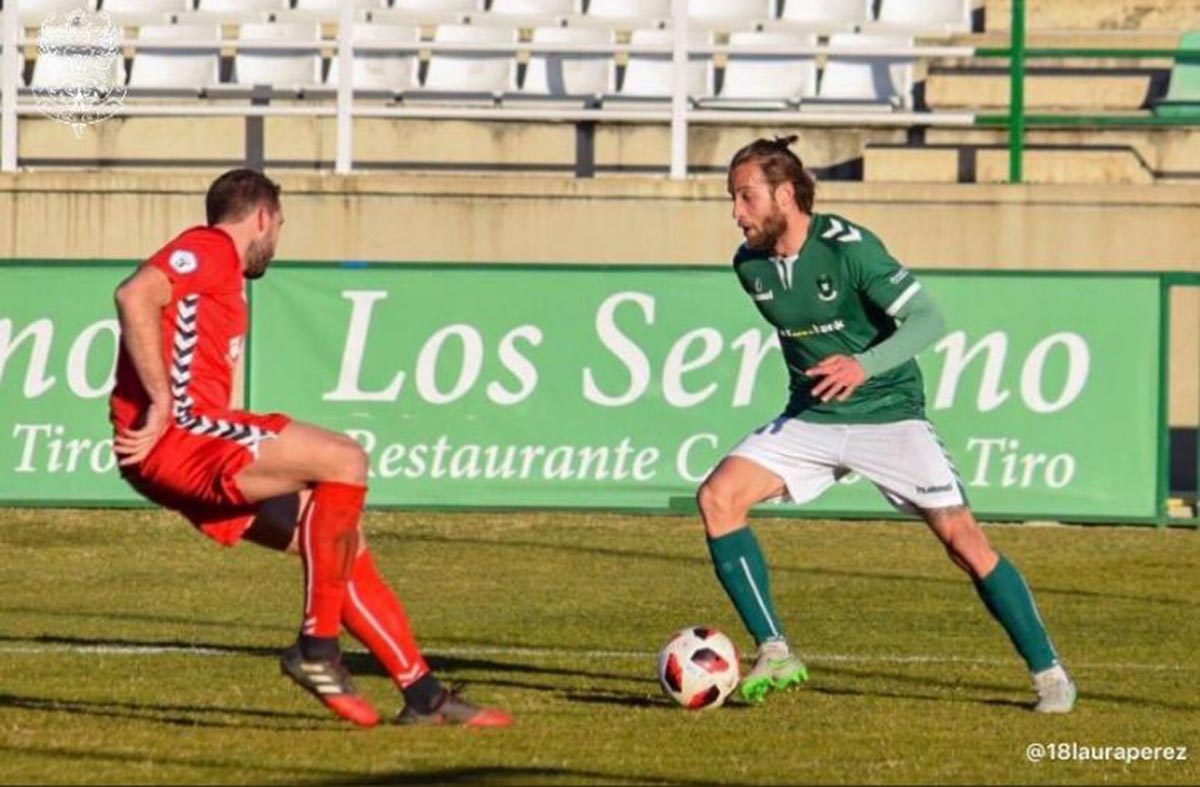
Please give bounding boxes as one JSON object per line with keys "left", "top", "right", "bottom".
{"left": 744, "top": 201, "right": 788, "bottom": 252}
{"left": 243, "top": 238, "right": 275, "bottom": 280}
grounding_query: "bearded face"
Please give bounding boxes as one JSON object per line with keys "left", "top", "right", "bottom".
{"left": 741, "top": 198, "right": 788, "bottom": 252}
{"left": 242, "top": 208, "right": 281, "bottom": 280}
{"left": 729, "top": 162, "right": 795, "bottom": 254}
{"left": 242, "top": 235, "right": 275, "bottom": 280}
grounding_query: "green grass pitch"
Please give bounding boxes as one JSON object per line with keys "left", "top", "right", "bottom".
{"left": 0, "top": 508, "right": 1197, "bottom": 785}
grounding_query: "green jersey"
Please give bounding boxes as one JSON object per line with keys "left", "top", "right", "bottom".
{"left": 733, "top": 213, "right": 927, "bottom": 424}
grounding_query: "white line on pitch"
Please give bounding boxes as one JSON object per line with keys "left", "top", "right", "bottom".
{"left": 0, "top": 642, "right": 1192, "bottom": 673}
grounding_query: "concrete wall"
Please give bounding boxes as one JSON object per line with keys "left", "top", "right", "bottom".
{"left": 0, "top": 171, "right": 1194, "bottom": 426}
{"left": 18, "top": 115, "right": 1199, "bottom": 184}
{"left": 985, "top": 0, "right": 1200, "bottom": 31}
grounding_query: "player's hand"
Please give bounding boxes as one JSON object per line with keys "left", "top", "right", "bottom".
{"left": 113, "top": 402, "right": 170, "bottom": 467}
{"left": 806, "top": 355, "right": 867, "bottom": 403}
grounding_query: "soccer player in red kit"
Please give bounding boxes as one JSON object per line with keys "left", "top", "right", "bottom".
{"left": 110, "top": 168, "right": 511, "bottom": 729}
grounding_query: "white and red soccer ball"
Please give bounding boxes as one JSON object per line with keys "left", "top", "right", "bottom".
{"left": 657, "top": 626, "right": 740, "bottom": 710}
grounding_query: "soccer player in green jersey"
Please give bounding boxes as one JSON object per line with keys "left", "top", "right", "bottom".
{"left": 698, "top": 137, "right": 1076, "bottom": 713}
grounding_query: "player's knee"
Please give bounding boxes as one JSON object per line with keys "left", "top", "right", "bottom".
{"left": 944, "top": 523, "right": 995, "bottom": 578}
{"left": 324, "top": 436, "right": 369, "bottom": 485}
{"left": 695, "top": 481, "right": 721, "bottom": 519}
{"left": 696, "top": 481, "right": 743, "bottom": 531}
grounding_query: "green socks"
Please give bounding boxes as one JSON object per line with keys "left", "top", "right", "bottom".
{"left": 709, "top": 532, "right": 1058, "bottom": 672}
{"left": 975, "top": 555, "right": 1059, "bottom": 673}
{"left": 707, "top": 527, "right": 785, "bottom": 645}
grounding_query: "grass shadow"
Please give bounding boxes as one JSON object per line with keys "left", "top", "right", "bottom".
{"left": 0, "top": 605, "right": 294, "bottom": 634}
{"left": 0, "top": 742, "right": 357, "bottom": 779}
{"left": 335, "top": 765, "right": 734, "bottom": 786}
{"left": 388, "top": 532, "right": 1197, "bottom": 609}
{"left": 0, "top": 691, "right": 334, "bottom": 731}
{"left": 813, "top": 662, "right": 1200, "bottom": 713}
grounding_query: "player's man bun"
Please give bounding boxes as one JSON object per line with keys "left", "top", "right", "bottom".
{"left": 728, "top": 136, "right": 816, "bottom": 214}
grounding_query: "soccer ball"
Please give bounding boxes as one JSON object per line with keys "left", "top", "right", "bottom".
{"left": 657, "top": 626, "right": 741, "bottom": 710}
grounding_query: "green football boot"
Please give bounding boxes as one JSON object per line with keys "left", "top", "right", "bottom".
{"left": 740, "top": 639, "right": 809, "bottom": 704}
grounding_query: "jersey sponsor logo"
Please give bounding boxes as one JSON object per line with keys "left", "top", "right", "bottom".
{"left": 916, "top": 482, "right": 954, "bottom": 495}
{"left": 779, "top": 319, "right": 845, "bottom": 340}
{"left": 889, "top": 268, "right": 910, "bottom": 284}
{"left": 816, "top": 275, "right": 838, "bottom": 302}
{"left": 752, "top": 277, "right": 774, "bottom": 302}
{"left": 820, "top": 217, "right": 862, "bottom": 243}
{"left": 169, "top": 249, "right": 199, "bottom": 274}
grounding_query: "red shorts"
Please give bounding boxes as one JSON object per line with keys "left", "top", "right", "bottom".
{"left": 121, "top": 411, "right": 293, "bottom": 546}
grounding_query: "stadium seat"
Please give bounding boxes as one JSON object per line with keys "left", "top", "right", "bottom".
{"left": 510, "top": 25, "right": 610, "bottom": 105}
{"left": 325, "top": 23, "right": 419, "bottom": 94}
{"left": 103, "top": 0, "right": 193, "bottom": 13}
{"left": 687, "top": 0, "right": 772, "bottom": 30}
{"left": 774, "top": 0, "right": 870, "bottom": 32}
{"left": 388, "top": 0, "right": 479, "bottom": 17}
{"left": 608, "top": 28, "right": 706, "bottom": 104}
{"left": 584, "top": 0, "right": 669, "bottom": 26}
{"left": 408, "top": 24, "right": 516, "bottom": 103}
{"left": 698, "top": 30, "right": 816, "bottom": 109}
{"left": 17, "top": 0, "right": 99, "bottom": 13}
{"left": 127, "top": 23, "right": 221, "bottom": 93}
{"left": 30, "top": 35, "right": 123, "bottom": 91}
{"left": 196, "top": 0, "right": 288, "bottom": 11}
{"left": 484, "top": 0, "right": 578, "bottom": 20}
{"left": 810, "top": 33, "right": 914, "bottom": 110}
{"left": 867, "top": 0, "right": 971, "bottom": 34}
{"left": 1154, "top": 30, "right": 1200, "bottom": 119}
{"left": 294, "top": 0, "right": 390, "bottom": 10}
{"left": 231, "top": 22, "right": 324, "bottom": 91}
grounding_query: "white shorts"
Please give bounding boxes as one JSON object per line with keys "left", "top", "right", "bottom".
{"left": 728, "top": 417, "right": 966, "bottom": 513}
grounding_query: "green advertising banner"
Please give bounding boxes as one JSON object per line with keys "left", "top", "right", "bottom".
{"left": 0, "top": 264, "right": 135, "bottom": 504}
{"left": 0, "top": 262, "right": 1167, "bottom": 521}
{"left": 247, "top": 266, "right": 1162, "bottom": 521}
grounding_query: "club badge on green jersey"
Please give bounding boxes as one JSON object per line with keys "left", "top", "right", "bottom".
{"left": 815, "top": 274, "right": 837, "bottom": 302}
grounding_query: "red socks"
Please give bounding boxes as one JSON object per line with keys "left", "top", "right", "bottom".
{"left": 299, "top": 481, "right": 365, "bottom": 639}
{"left": 343, "top": 549, "right": 430, "bottom": 688}
{"left": 297, "top": 481, "right": 430, "bottom": 689}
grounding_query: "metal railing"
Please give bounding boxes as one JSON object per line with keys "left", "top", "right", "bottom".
{"left": 0, "top": 0, "right": 1195, "bottom": 178}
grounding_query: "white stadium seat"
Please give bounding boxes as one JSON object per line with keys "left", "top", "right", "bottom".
{"left": 103, "top": 0, "right": 193, "bottom": 13}
{"left": 232, "top": 22, "right": 324, "bottom": 90}
{"left": 514, "top": 25, "right": 610, "bottom": 102}
{"left": 612, "top": 28, "right": 706, "bottom": 102}
{"left": 687, "top": 0, "right": 771, "bottom": 29}
{"left": 869, "top": 0, "right": 971, "bottom": 34}
{"left": 18, "top": 0, "right": 98, "bottom": 14}
{"left": 485, "top": 0, "right": 578, "bottom": 18}
{"left": 30, "top": 39, "right": 123, "bottom": 91}
{"left": 294, "top": 0, "right": 390, "bottom": 10}
{"left": 775, "top": 0, "right": 870, "bottom": 32}
{"left": 812, "top": 32, "right": 914, "bottom": 109}
{"left": 699, "top": 30, "right": 816, "bottom": 109}
{"left": 389, "top": 0, "right": 479, "bottom": 15}
{"left": 127, "top": 23, "right": 221, "bottom": 91}
{"left": 29, "top": 4, "right": 119, "bottom": 92}
{"left": 196, "top": 0, "right": 288, "bottom": 11}
{"left": 325, "top": 23, "right": 419, "bottom": 92}
{"left": 410, "top": 24, "right": 516, "bottom": 101}
{"left": 585, "top": 0, "right": 669, "bottom": 23}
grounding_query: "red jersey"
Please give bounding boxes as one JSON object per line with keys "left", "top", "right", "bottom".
{"left": 110, "top": 226, "right": 247, "bottom": 433}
